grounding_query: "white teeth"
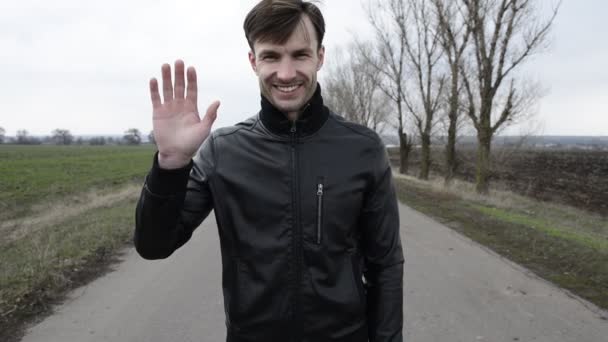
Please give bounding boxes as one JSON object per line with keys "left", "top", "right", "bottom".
{"left": 276, "top": 84, "right": 300, "bottom": 93}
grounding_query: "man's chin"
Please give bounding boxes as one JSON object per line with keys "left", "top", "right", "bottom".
{"left": 271, "top": 99, "right": 305, "bottom": 114}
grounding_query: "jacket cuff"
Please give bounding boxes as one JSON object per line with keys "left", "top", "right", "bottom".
{"left": 145, "top": 152, "right": 193, "bottom": 196}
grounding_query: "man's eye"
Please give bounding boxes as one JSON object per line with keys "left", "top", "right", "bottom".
{"left": 262, "top": 55, "right": 277, "bottom": 61}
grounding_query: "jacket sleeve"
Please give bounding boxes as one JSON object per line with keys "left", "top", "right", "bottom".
{"left": 360, "top": 142, "right": 404, "bottom": 342}
{"left": 134, "top": 135, "right": 216, "bottom": 259}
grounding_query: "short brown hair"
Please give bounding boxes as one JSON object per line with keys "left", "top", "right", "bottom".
{"left": 243, "top": 0, "right": 325, "bottom": 51}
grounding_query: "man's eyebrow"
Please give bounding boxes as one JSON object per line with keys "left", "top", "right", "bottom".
{"left": 257, "top": 49, "right": 280, "bottom": 56}
{"left": 292, "top": 48, "right": 313, "bottom": 54}
{"left": 257, "top": 47, "right": 314, "bottom": 56}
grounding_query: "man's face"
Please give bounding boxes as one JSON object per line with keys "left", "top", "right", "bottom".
{"left": 248, "top": 15, "right": 325, "bottom": 118}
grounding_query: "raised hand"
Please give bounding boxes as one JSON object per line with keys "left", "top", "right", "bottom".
{"left": 150, "top": 59, "right": 220, "bottom": 169}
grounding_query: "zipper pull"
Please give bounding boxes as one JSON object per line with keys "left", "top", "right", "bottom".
{"left": 316, "top": 182, "right": 324, "bottom": 245}
{"left": 290, "top": 120, "right": 297, "bottom": 134}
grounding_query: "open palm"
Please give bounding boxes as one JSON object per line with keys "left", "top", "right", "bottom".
{"left": 150, "top": 60, "right": 219, "bottom": 169}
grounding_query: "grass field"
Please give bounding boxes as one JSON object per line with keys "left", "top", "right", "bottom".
{"left": 0, "top": 144, "right": 155, "bottom": 342}
{"left": 0, "top": 145, "right": 155, "bottom": 221}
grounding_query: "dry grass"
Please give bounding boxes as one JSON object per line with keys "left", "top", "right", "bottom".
{"left": 0, "top": 196, "right": 137, "bottom": 342}
{"left": 0, "top": 185, "right": 140, "bottom": 246}
{"left": 393, "top": 172, "right": 608, "bottom": 251}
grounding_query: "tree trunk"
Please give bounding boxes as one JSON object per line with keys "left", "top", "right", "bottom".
{"left": 419, "top": 133, "right": 431, "bottom": 180}
{"left": 444, "top": 116, "right": 457, "bottom": 185}
{"left": 399, "top": 132, "right": 410, "bottom": 174}
{"left": 444, "top": 64, "right": 459, "bottom": 185}
{"left": 475, "top": 131, "right": 492, "bottom": 194}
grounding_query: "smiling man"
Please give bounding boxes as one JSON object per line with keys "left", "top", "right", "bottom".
{"left": 134, "top": 1, "right": 404, "bottom": 341}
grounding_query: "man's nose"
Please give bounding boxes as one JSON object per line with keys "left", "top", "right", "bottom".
{"left": 276, "top": 59, "right": 297, "bottom": 81}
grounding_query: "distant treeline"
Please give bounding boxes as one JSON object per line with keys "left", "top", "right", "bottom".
{"left": 381, "top": 135, "right": 608, "bottom": 151}
{"left": 0, "top": 128, "right": 155, "bottom": 146}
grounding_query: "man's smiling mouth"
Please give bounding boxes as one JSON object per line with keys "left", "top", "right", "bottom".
{"left": 275, "top": 84, "right": 302, "bottom": 93}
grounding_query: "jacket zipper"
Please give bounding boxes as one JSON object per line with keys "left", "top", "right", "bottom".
{"left": 290, "top": 120, "right": 302, "bottom": 340}
{"left": 316, "top": 178, "right": 324, "bottom": 244}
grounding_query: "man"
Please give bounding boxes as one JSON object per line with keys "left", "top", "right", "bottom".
{"left": 134, "top": 1, "right": 404, "bottom": 341}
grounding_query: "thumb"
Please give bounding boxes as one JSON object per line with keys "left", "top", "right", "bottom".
{"left": 202, "top": 100, "right": 220, "bottom": 127}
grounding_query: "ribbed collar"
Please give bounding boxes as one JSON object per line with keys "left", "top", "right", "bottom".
{"left": 259, "top": 83, "right": 329, "bottom": 137}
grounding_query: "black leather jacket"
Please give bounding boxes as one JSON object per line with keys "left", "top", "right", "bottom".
{"left": 134, "top": 85, "right": 404, "bottom": 342}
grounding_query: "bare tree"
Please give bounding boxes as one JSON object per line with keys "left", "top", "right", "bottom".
{"left": 16, "top": 129, "right": 40, "bottom": 145}
{"left": 397, "top": 0, "right": 447, "bottom": 180}
{"left": 89, "top": 136, "right": 107, "bottom": 146}
{"left": 123, "top": 128, "right": 142, "bottom": 145}
{"left": 359, "top": 0, "right": 414, "bottom": 174}
{"left": 460, "top": 0, "right": 560, "bottom": 193}
{"left": 323, "top": 44, "right": 391, "bottom": 133}
{"left": 51, "top": 129, "right": 74, "bottom": 145}
{"left": 433, "top": 0, "right": 471, "bottom": 184}
{"left": 0, "top": 127, "right": 5, "bottom": 144}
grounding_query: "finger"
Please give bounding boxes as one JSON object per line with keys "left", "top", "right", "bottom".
{"left": 174, "top": 59, "right": 185, "bottom": 99}
{"left": 161, "top": 63, "right": 173, "bottom": 103}
{"left": 202, "top": 101, "right": 220, "bottom": 127}
{"left": 149, "top": 78, "right": 161, "bottom": 109}
{"left": 186, "top": 66, "right": 198, "bottom": 107}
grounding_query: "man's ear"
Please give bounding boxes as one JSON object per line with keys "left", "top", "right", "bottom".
{"left": 317, "top": 45, "right": 325, "bottom": 71}
{"left": 248, "top": 50, "right": 258, "bottom": 74}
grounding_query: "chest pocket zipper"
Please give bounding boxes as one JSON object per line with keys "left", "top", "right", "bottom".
{"left": 316, "top": 178, "right": 324, "bottom": 244}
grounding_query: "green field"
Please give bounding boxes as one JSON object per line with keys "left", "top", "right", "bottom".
{"left": 0, "top": 144, "right": 156, "bottom": 341}
{"left": 0, "top": 145, "right": 155, "bottom": 220}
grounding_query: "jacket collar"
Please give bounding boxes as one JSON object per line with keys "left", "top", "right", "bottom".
{"left": 259, "top": 83, "right": 329, "bottom": 137}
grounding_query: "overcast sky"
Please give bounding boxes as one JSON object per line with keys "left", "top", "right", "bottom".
{"left": 0, "top": 0, "right": 606, "bottom": 136}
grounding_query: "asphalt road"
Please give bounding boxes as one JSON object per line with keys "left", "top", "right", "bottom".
{"left": 20, "top": 202, "right": 608, "bottom": 342}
